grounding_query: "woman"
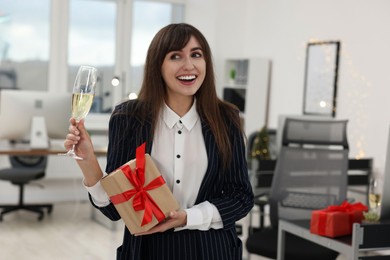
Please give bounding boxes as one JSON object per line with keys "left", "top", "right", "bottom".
{"left": 64, "top": 23, "right": 254, "bottom": 260}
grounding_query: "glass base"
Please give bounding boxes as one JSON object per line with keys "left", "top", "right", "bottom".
{"left": 58, "top": 151, "right": 83, "bottom": 160}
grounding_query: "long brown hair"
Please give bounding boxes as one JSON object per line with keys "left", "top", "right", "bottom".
{"left": 129, "top": 23, "right": 243, "bottom": 170}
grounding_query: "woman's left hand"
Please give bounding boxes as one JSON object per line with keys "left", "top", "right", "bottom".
{"left": 134, "top": 210, "right": 187, "bottom": 236}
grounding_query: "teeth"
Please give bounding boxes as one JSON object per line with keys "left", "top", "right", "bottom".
{"left": 178, "top": 75, "right": 196, "bottom": 81}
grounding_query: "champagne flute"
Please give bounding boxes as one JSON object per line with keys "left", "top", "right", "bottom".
{"left": 59, "top": 65, "right": 97, "bottom": 160}
{"left": 368, "top": 176, "right": 382, "bottom": 221}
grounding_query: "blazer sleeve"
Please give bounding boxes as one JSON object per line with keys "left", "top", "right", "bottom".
{"left": 88, "top": 103, "right": 136, "bottom": 221}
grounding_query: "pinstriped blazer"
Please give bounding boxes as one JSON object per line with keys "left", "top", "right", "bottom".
{"left": 90, "top": 100, "right": 254, "bottom": 260}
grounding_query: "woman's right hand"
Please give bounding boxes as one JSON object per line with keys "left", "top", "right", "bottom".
{"left": 64, "top": 118, "right": 103, "bottom": 186}
{"left": 64, "top": 118, "right": 94, "bottom": 160}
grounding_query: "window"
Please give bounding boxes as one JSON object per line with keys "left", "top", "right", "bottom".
{"left": 0, "top": 0, "right": 50, "bottom": 91}
{"left": 128, "top": 0, "right": 185, "bottom": 97}
{"left": 0, "top": 0, "right": 185, "bottom": 112}
{"left": 68, "top": 0, "right": 184, "bottom": 112}
{"left": 69, "top": 0, "right": 116, "bottom": 113}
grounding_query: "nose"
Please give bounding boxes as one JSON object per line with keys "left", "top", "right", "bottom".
{"left": 183, "top": 57, "right": 195, "bottom": 70}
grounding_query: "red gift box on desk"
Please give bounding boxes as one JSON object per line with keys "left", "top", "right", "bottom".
{"left": 100, "top": 143, "right": 180, "bottom": 234}
{"left": 310, "top": 201, "right": 368, "bottom": 238}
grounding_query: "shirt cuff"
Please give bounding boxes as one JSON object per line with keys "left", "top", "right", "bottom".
{"left": 176, "top": 201, "right": 223, "bottom": 231}
{"left": 82, "top": 176, "right": 110, "bottom": 207}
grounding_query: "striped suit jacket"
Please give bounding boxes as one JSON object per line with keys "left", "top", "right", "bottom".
{"left": 90, "top": 101, "right": 254, "bottom": 260}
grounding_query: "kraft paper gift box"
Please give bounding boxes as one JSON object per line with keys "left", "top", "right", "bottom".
{"left": 310, "top": 201, "right": 368, "bottom": 238}
{"left": 100, "top": 143, "right": 179, "bottom": 234}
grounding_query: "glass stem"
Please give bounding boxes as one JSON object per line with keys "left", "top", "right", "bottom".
{"left": 70, "top": 121, "right": 80, "bottom": 154}
{"left": 70, "top": 144, "right": 76, "bottom": 153}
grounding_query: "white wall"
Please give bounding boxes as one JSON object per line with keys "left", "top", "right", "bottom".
{"left": 186, "top": 0, "right": 390, "bottom": 176}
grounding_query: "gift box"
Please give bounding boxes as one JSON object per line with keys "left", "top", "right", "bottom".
{"left": 310, "top": 201, "right": 368, "bottom": 238}
{"left": 100, "top": 143, "right": 179, "bottom": 234}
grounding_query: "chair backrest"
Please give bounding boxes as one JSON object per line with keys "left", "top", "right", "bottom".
{"left": 10, "top": 156, "right": 47, "bottom": 169}
{"left": 269, "top": 117, "right": 349, "bottom": 227}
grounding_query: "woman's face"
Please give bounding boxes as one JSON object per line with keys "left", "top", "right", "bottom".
{"left": 161, "top": 36, "right": 206, "bottom": 104}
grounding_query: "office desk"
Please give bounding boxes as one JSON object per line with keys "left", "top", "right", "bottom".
{"left": 0, "top": 141, "right": 107, "bottom": 157}
{"left": 277, "top": 219, "right": 390, "bottom": 260}
{"left": 0, "top": 140, "right": 109, "bottom": 225}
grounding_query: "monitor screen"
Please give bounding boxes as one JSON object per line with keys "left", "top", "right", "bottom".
{"left": 223, "top": 87, "right": 246, "bottom": 112}
{"left": 0, "top": 89, "right": 71, "bottom": 146}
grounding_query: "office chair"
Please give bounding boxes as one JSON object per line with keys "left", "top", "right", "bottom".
{"left": 0, "top": 155, "right": 53, "bottom": 221}
{"left": 246, "top": 117, "right": 349, "bottom": 260}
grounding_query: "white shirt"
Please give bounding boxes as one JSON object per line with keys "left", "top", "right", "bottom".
{"left": 85, "top": 101, "right": 223, "bottom": 231}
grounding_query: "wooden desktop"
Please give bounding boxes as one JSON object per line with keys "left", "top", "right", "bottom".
{"left": 0, "top": 140, "right": 107, "bottom": 157}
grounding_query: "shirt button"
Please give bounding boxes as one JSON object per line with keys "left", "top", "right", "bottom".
{"left": 176, "top": 154, "right": 181, "bottom": 159}
{"left": 178, "top": 130, "right": 182, "bottom": 134}
{"left": 176, "top": 179, "right": 181, "bottom": 184}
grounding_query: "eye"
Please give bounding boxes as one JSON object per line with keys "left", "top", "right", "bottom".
{"left": 192, "top": 51, "right": 203, "bottom": 58}
{"left": 169, "top": 53, "right": 181, "bottom": 60}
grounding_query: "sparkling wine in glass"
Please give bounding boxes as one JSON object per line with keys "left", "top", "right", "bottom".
{"left": 369, "top": 193, "right": 381, "bottom": 210}
{"left": 59, "top": 65, "right": 97, "bottom": 160}
{"left": 369, "top": 177, "right": 382, "bottom": 210}
{"left": 367, "top": 176, "right": 382, "bottom": 221}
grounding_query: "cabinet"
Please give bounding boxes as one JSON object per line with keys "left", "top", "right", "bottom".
{"left": 223, "top": 58, "right": 271, "bottom": 135}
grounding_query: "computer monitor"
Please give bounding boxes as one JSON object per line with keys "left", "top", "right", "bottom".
{"left": 380, "top": 125, "right": 390, "bottom": 220}
{"left": 0, "top": 89, "right": 71, "bottom": 149}
{"left": 223, "top": 87, "right": 246, "bottom": 112}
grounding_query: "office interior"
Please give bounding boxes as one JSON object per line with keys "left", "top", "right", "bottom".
{"left": 1, "top": 0, "right": 390, "bottom": 259}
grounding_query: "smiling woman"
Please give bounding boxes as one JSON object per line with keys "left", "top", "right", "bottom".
{"left": 63, "top": 23, "right": 254, "bottom": 260}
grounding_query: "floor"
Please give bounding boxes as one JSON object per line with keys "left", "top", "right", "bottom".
{"left": 0, "top": 201, "right": 123, "bottom": 260}
{"left": 0, "top": 199, "right": 280, "bottom": 260}
{"left": 0, "top": 199, "right": 350, "bottom": 260}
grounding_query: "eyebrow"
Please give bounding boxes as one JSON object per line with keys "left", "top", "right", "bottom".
{"left": 169, "top": 46, "right": 203, "bottom": 53}
{"left": 191, "top": 47, "right": 203, "bottom": 52}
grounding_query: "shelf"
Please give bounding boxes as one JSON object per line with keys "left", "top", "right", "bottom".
{"left": 222, "top": 58, "right": 271, "bottom": 135}
{"left": 224, "top": 59, "right": 249, "bottom": 86}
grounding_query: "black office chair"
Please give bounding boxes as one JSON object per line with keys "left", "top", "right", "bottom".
{"left": 0, "top": 155, "right": 53, "bottom": 221}
{"left": 246, "top": 117, "right": 349, "bottom": 260}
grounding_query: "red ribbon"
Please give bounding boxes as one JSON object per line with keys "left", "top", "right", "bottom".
{"left": 110, "top": 143, "right": 166, "bottom": 226}
{"left": 326, "top": 201, "right": 368, "bottom": 213}
{"left": 317, "top": 201, "right": 368, "bottom": 234}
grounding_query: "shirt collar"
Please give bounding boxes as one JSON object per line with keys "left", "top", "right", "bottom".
{"left": 162, "top": 100, "right": 199, "bottom": 131}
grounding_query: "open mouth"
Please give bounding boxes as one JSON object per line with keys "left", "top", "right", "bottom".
{"left": 177, "top": 75, "right": 197, "bottom": 82}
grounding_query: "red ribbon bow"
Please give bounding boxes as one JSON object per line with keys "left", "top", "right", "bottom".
{"left": 326, "top": 201, "right": 368, "bottom": 213}
{"left": 110, "top": 143, "right": 166, "bottom": 226}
